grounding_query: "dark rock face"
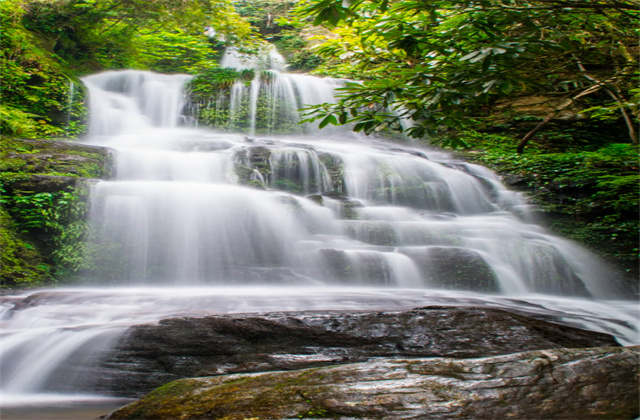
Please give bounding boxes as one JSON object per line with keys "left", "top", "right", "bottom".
{"left": 400, "top": 246, "right": 500, "bottom": 292}
{"left": 97, "top": 307, "right": 619, "bottom": 397}
{"left": 6, "top": 174, "right": 93, "bottom": 194}
{"left": 105, "top": 345, "right": 640, "bottom": 420}
{"left": 318, "top": 248, "right": 394, "bottom": 284}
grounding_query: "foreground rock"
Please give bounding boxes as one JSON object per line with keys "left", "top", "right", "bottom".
{"left": 98, "top": 307, "right": 619, "bottom": 397}
{"left": 105, "top": 345, "right": 639, "bottom": 419}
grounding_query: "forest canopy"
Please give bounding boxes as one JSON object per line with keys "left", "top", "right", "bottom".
{"left": 0, "top": 0, "right": 257, "bottom": 137}
{"left": 296, "top": 0, "right": 639, "bottom": 151}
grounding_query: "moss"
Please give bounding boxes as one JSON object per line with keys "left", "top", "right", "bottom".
{"left": 341, "top": 200, "right": 363, "bottom": 220}
{"left": 107, "top": 368, "right": 351, "bottom": 420}
{"left": 343, "top": 221, "right": 396, "bottom": 246}
{"left": 0, "top": 138, "right": 113, "bottom": 180}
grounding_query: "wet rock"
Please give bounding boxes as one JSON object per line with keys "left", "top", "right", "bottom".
{"left": 340, "top": 199, "right": 365, "bottom": 219}
{"left": 97, "top": 307, "right": 619, "bottom": 397}
{"left": 318, "top": 248, "right": 393, "bottom": 284}
{"left": 400, "top": 246, "right": 500, "bottom": 292}
{"left": 104, "top": 345, "right": 639, "bottom": 420}
{"left": 318, "top": 248, "right": 353, "bottom": 282}
{"left": 1, "top": 138, "right": 113, "bottom": 197}
{"left": 306, "top": 193, "right": 365, "bottom": 219}
{"left": 343, "top": 220, "right": 396, "bottom": 246}
{"left": 232, "top": 145, "right": 271, "bottom": 189}
{"left": 306, "top": 194, "right": 324, "bottom": 205}
{"left": 522, "top": 243, "right": 592, "bottom": 297}
{"left": 317, "top": 151, "right": 345, "bottom": 193}
{"left": 5, "top": 174, "right": 94, "bottom": 194}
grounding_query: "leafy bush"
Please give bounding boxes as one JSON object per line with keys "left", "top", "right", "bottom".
{"left": 0, "top": 188, "right": 91, "bottom": 284}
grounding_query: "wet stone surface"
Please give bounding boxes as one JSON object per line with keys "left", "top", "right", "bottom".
{"left": 104, "top": 345, "right": 640, "bottom": 420}
{"left": 97, "top": 307, "right": 619, "bottom": 397}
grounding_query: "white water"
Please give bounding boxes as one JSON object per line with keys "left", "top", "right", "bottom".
{"left": 1, "top": 68, "right": 637, "bottom": 412}
{"left": 194, "top": 47, "right": 344, "bottom": 134}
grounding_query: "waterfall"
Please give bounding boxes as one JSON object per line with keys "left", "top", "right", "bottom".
{"left": 1, "top": 65, "right": 637, "bottom": 412}
{"left": 193, "top": 47, "right": 345, "bottom": 134}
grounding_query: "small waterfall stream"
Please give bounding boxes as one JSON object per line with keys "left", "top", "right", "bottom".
{"left": 191, "top": 47, "right": 344, "bottom": 134}
{"left": 1, "top": 67, "right": 637, "bottom": 415}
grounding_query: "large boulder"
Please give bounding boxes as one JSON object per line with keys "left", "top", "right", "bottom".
{"left": 96, "top": 307, "right": 619, "bottom": 397}
{"left": 104, "top": 345, "right": 640, "bottom": 419}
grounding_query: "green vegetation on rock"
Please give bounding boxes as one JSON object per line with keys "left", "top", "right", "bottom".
{"left": 0, "top": 207, "right": 50, "bottom": 286}
{"left": 104, "top": 346, "right": 640, "bottom": 420}
{"left": 0, "top": 138, "right": 113, "bottom": 287}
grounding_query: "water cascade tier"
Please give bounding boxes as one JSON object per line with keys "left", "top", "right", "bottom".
{"left": 1, "top": 68, "right": 637, "bottom": 412}
{"left": 77, "top": 70, "right": 625, "bottom": 299}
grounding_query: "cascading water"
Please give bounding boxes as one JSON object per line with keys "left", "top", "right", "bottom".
{"left": 191, "top": 47, "right": 344, "bottom": 134}
{"left": 1, "top": 65, "right": 637, "bottom": 417}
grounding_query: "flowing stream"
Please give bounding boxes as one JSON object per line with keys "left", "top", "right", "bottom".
{"left": 1, "top": 66, "right": 637, "bottom": 417}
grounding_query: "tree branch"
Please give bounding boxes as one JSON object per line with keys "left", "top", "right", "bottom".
{"left": 517, "top": 83, "right": 604, "bottom": 154}
{"left": 573, "top": 54, "right": 638, "bottom": 144}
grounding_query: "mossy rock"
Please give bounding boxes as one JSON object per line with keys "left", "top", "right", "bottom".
{"left": 0, "top": 138, "right": 113, "bottom": 287}
{"left": 232, "top": 145, "right": 272, "bottom": 188}
{"left": 318, "top": 248, "right": 394, "bottom": 285}
{"left": 0, "top": 138, "right": 114, "bottom": 180}
{"left": 105, "top": 346, "right": 640, "bottom": 420}
{"left": 317, "top": 152, "right": 345, "bottom": 193}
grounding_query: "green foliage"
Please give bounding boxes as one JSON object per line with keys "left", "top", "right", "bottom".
{"left": 1, "top": 0, "right": 259, "bottom": 139}
{"left": 133, "top": 30, "right": 224, "bottom": 74}
{"left": 234, "top": 0, "right": 296, "bottom": 34}
{"left": 0, "top": 0, "right": 87, "bottom": 138}
{"left": 189, "top": 68, "right": 255, "bottom": 99}
{"left": 1, "top": 188, "right": 86, "bottom": 234}
{"left": 0, "top": 208, "right": 50, "bottom": 287}
{"left": 0, "top": 188, "right": 90, "bottom": 285}
{"left": 17, "top": 0, "right": 256, "bottom": 70}
{"left": 297, "top": 0, "right": 639, "bottom": 146}
{"left": 234, "top": 0, "right": 325, "bottom": 71}
{"left": 273, "top": 30, "right": 324, "bottom": 71}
